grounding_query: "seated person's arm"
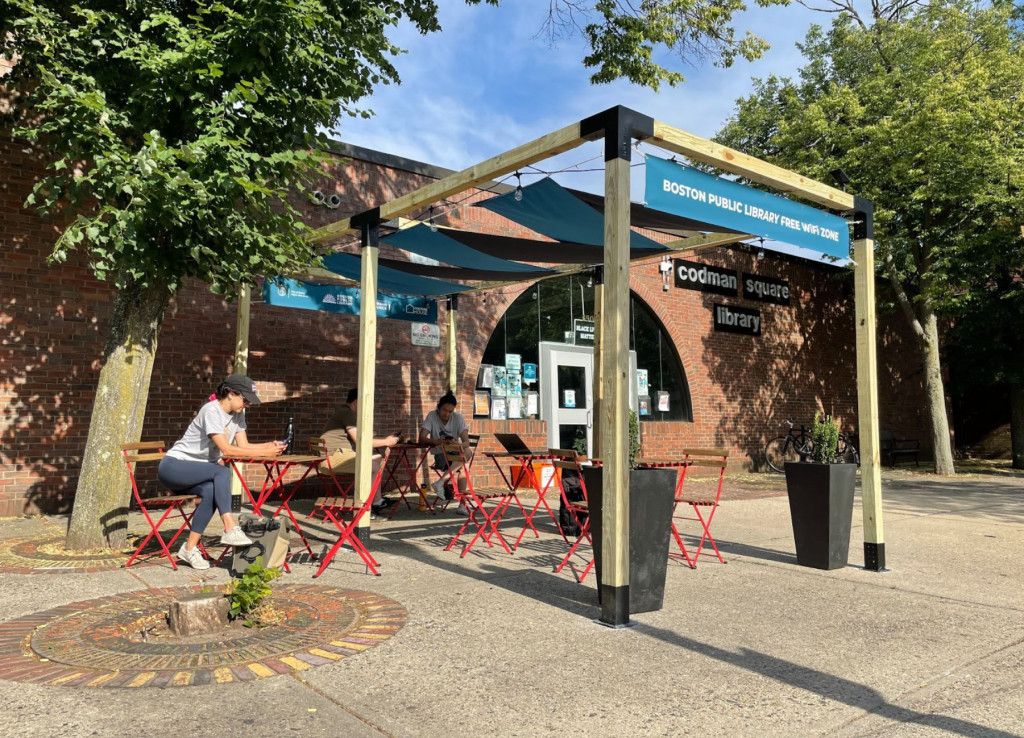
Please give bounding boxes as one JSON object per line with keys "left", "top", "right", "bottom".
{"left": 211, "top": 431, "right": 283, "bottom": 458}
{"left": 348, "top": 424, "right": 399, "bottom": 450}
{"left": 459, "top": 429, "right": 471, "bottom": 448}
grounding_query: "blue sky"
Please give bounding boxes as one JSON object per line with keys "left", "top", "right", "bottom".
{"left": 330, "top": 2, "right": 840, "bottom": 260}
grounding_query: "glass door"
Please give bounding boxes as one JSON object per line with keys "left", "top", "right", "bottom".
{"left": 539, "top": 342, "right": 638, "bottom": 456}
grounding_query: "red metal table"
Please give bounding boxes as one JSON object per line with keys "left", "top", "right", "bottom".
{"left": 486, "top": 452, "right": 567, "bottom": 550}
{"left": 227, "top": 454, "right": 325, "bottom": 568}
{"left": 379, "top": 442, "right": 437, "bottom": 516}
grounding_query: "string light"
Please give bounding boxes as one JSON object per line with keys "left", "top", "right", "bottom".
{"left": 513, "top": 171, "right": 523, "bottom": 202}
{"left": 757, "top": 237, "right": 766, "bottom": 261}
{"left": 429, "top": 205, "right": 438, "bottom": 233}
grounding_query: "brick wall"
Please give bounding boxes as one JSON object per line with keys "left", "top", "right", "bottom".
{"left": 1, "top": 134, "right": 931, "bottom": 515}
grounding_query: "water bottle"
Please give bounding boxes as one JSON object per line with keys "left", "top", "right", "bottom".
{"left": 284, "top": 417, "right": 294, "bottom": 455}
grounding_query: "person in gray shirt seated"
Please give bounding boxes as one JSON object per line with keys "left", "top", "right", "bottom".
{"left": 419, "top": 392, "right": 471, "bottom": 514}
{"left": 158, "top": 374, "right": 284, "bottom": 569}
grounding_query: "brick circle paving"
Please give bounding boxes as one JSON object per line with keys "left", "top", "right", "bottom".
{"left": 0, "top": 585, "right": 407, "bottom": 688}
{"left": 0, "top": 535, "right": 162, "bottom": 574}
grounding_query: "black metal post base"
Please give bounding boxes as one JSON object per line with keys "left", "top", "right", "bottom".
{"left": 354, "top": 526, "right": 371, "bottom": 544}
{"left": 864, "top": 542, "right": 885, "bottom": 571}
{"left": 598, "top": 584, "right": 631, "bottom": 628}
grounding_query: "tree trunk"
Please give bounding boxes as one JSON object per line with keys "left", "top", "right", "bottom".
{"left": 920, "top": 312, "right": 956, "bottom": 476}
{"left": 64, "top": 278, "right": 173, "bottom": 550}
{"left": 1011, "top": 383, "right": 1024, "bottom": 470}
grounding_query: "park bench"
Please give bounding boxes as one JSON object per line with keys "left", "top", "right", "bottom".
{"left": 880, "top": 429, "right": 920, "bottom": 467}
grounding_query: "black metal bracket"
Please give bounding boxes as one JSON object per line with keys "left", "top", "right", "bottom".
{"left": 359, "top": 219, "right": 380, "bottom": 249}
{"left": 580, "top": 106, "right": 655, "bottom": 163}
{"left": 592, "top": 264, "right": 605, "bottom": 286}
{"left": 852, "top": 196, "right": 874, "bottom": 241}
{"left": 864, "top": 542, "right": 885, "bottom": 571}
{"left": 350, "top": 207, "right": 381, "bottom": 231}
{"left": 448, "top": 294, "right": 459, "bottom": 311}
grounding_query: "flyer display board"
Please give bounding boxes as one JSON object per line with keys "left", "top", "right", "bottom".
{"left": 490, "top": 396, "right": 507, "bottom": 420}
{"left": 508, "top": 372, "right": 523, "bottom": 398}
{"left": 505, "top": 354, "right": 522, "bottom": 373}
{"left": 508, "top": 396, "right": 523, "bottom": 419}
{"left": 474, "top": 392, "right": 491, "bottom": 417}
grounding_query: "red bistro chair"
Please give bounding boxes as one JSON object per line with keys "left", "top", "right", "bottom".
{"left": 432, "top": 434, "right": 481, "bottom": 512}
{"left": 442, "top": 443, "right": 524, "bottom": 557}
{"left": 308, "top": 437, "right": 354, "bottom": 520}
{"left": 670, "top": 449, "right": 729, "bottom": 568}
{"left": 122, "top": 442, "right": 202, "bottom": 570}
{"left": 551, "top": 454, "right": 599, "bottom": 582}
{"left": 314, "top": 447, "right": 391, "bottom": 577}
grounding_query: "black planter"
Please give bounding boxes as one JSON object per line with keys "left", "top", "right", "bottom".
{"left": 784, "top": 462, "right": 856, "bottom": 570}
{"left": 584, "top": 466, "right": 676, "bottom": 615}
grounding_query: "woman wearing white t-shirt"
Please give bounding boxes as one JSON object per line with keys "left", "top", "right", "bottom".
{"left": 158, "top": 374, "right": 284, "bottom": 569}
{"left": 419, "top": 392, "right": 470, "bottom": 513}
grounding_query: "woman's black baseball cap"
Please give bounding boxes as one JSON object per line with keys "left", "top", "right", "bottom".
{"left": 222, "top": 374, "right": 261, "bottom": 405}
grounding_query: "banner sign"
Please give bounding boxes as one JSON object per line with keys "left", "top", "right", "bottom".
{"left": 742, "top": 273, "right": 791, "bottom": 306}
{"left": 646, "top": 157, "right": 850, "bottom": 259}
{"left": 263, "top": 279, "right": 437, "bottom": 323}
{"left": 714, "top": 304, "right": 762, "bottom": 336}
{"left": 674, "top": 259, "right": 738, "bottom": 296}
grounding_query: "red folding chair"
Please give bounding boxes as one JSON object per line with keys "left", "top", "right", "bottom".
{"left": 314, "top": 448, "right": 391, "bottom": 577}
{"left": 432, "top": 434, "right": 480, "bottom": 512}
{"left": 670, "top": 450, "right": 729, "bottom": 568}
{"left": 308, "top": 437, "right": 353, "bottom": 520}
{"left": 122, "top": 442, "right": 203, "bottom": 570}
{"left": 442, "top": 443, "right": 524, "bottom": 558}
{"left": 551, "top": 454, "right": 599, "bottom": 582}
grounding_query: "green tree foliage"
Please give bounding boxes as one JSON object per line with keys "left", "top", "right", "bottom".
{"left": 715, "top": 0, "right": 1024, "bottom": 475}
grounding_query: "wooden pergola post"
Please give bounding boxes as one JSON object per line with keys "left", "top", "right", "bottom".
{"left": 354, "top": 220, "right": 380, "bottom": 544}
{"left": 853, "top": 199, "right": 885, "bottom": 570}
{"left": 447, "top": 295, "right": 459, "bottom": 394}
{"left": 587, "top": 108, "right": 654, "bottom": 626}
{"left": 234, "top": 283, "right": 251, "bottom": 375}
{"left": 231, "top": 284, "right": 250, "bottom": 499}
{"left": 591, "top": 266, "right": 604, "bottom": 459}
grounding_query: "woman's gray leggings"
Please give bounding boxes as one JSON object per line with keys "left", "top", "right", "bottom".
{"left": 158, "top": 457, "right": 232, "bottom": 534}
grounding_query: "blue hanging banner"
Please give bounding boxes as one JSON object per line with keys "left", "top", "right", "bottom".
{"left": 263, "top": 278, "right": 437, "bottom": 323}
{"left": 645, "top": 157, "right": 850, "bottom": 259}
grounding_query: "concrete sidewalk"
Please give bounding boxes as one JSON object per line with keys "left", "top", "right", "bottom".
{"left": 2, "top": 472, "right": 1023, "bottom": 737}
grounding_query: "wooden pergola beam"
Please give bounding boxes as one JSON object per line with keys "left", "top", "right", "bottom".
{"left": 649, "top": 121, "right": 856, "bottom": 211}
{"left": 307, "top": 123, "right": 588, "bottom": 245}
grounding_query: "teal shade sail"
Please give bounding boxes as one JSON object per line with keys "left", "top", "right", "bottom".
{"left": 476, "top": 177, "right": 666, "bottom": 251}
{"left": 320, "top": 251, "right": 472, "bottom": 296}
{"left": 382, "top": 224, "right": 550, "bottom": 273}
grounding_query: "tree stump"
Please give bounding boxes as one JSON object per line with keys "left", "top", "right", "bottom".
{"left": 167, "top": 592, "right": 230, "bottom": 637}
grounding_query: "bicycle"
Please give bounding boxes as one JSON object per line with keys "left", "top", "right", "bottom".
{"left": 764, "top": 419, "right": 812, "bottom": 473}
{"left": 764, "top": 419, "right": 860, "bottom": 473}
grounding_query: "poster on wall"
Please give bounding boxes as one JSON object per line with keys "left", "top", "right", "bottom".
{"left": 564, "top": 390, "right": 577, "bottom": 408}
{"left": 490, "top": 396, "right": 507, "bottom": 420}
{"left": 508, "top": 396, "right": 523, "bottom": 419}
{"left": 492, "top": 366, "right": 508, "bottom": 397}
{"left": 657, "top": 391, "right": 670, "bottom": 412}
{"left": 523, "top": 363, "right": 537, "bottom": 384}
{"left": 474, "top": 392, "right": 491, "bottom": 417}
{"left": 508, "top": 371, "right": 523, "bottom": 398}
{"left": 505, "top": 354, "right": 522, "bottom": 373}
{"left": 637, "top": 369, "right": 649, "bottom": 397}
{"left": 639, "top": 396, "right": 651, "bottom": 416}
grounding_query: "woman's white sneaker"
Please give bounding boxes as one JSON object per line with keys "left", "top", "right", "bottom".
{"left": 220, "top": 527, "right": 253, "bottom": 546}
{"left": 177, "top": 543, "right": 210, "bottom": 570}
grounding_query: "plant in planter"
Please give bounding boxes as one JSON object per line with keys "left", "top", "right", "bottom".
{"left": 586, "top": 410, "right": 677, "bottom": 619}
{"left": 784, "top": 412, "right": 857, "bottom": 570}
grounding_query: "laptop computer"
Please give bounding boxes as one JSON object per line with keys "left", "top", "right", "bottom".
{"left": 494, "top": 433, "right": 534, "bottom": 455}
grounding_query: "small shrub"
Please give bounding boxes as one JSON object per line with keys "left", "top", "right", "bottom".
{"left": 810, "top": 412, "right": 841, "bottom": 464}
{"left": 572, "top": 429, "right": 588, "bottom": 457}
{"left": 226, "top": 559, "right": 281, "bottom": 625}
